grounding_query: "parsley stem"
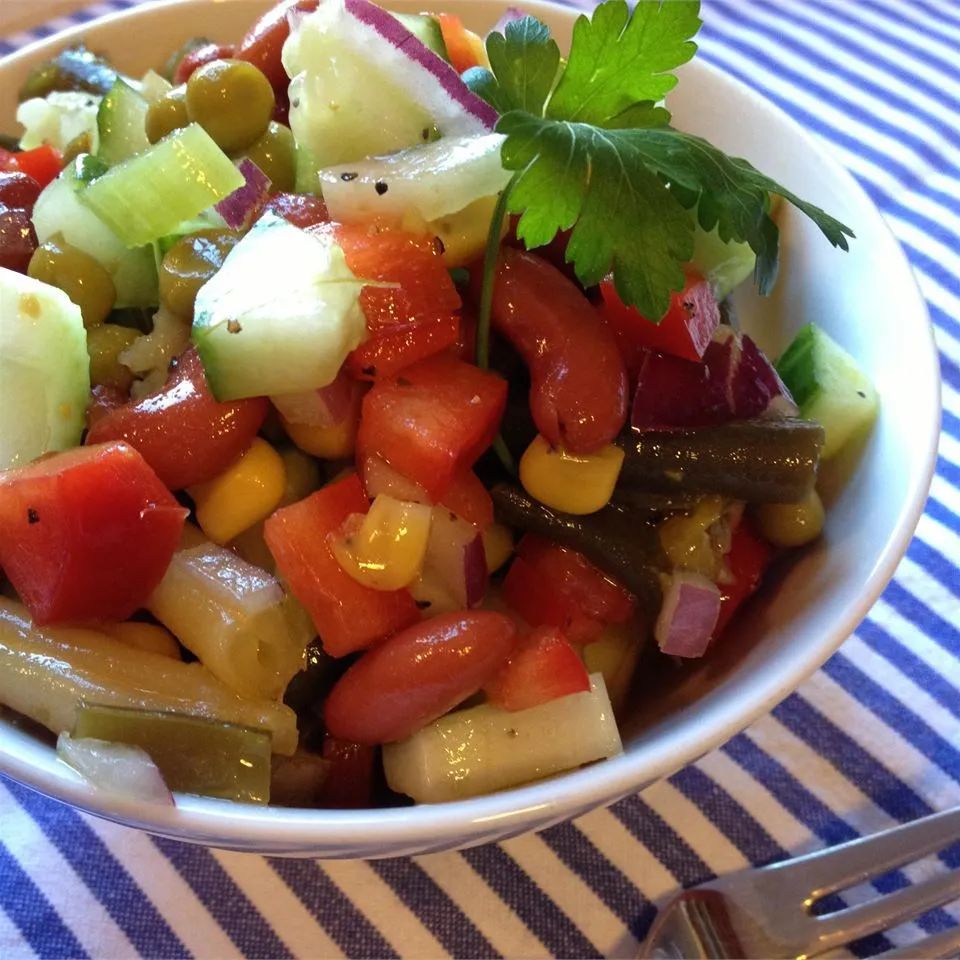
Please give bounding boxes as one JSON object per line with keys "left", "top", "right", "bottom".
{"left": 492, "top": 434, "right": 516, "bottom": 475}
{"left": 475, "top": 173, "right": 517, "bottom": 371}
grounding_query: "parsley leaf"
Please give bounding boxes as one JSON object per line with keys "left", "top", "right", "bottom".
{"left": 547, "top": 0, "right": 700, "bottom": 125}
{"left": 464, "top": 17, "right": 561, "bottom": 116}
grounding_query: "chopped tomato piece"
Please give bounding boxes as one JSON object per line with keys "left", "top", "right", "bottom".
{"left": 258, "top": 192, "right": 329, "bottom": 229}
{"left": 715, "top": 520, "right": 773, "bottom": 635}
{"left": 3, "top": 145, "right": 63, "bottom": 190}
{"left": 237, "top": 0, "right": 320, "bottom": 95}
{"left": 86, "top": 349, "right": 269, "bottom": 491}
{"left": 264, "top": 474, "right": 419, "bottom": 657}
{"left": 356, "top": 355, "right": 507, "bottom": 500}
{"left": 173, "top": 43, "right": 236, "bottom": 85}
{"left": 485, "top": 627, "right": 591, "bottom": 712}
{"left": 323, "top": 610, "right": 518, "bottom": 744}
{"left": 599, "top": 271, "right": 720, "bottom": 367}
{"left": 435, "top": 13, "right": 485, "bottom": 73}
{"left": 438, "top": 470, "right": 494, "bottom": 529}
{"left": 346, "top": 314, "right": 460, "bottom": 380}
{"left": 0, "top": 443, "right": 186, "bottom": 624}
{"left": 316, "top": 735, "right": 376, "bottom": 808}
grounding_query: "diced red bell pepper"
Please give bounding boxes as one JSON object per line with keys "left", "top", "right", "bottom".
{"left": 439, "top": 470, "right": 494, "bottom": 529}
{"left": 264, "top": 473, "right": 419, "bottom": 657}
{"left": 0, "top": 442, "right": 186, "bottom": 624}
{"left": 346, "top": 314, "right": 461, "bottom": 381}
{"left": 236, "top": 0, "right": 320, "bottom": 95}
{"left": 599, "top": 271, "right": 720, "bottom": 367}
{"left": 316, "top": 735, "right": 376, "bottom": 808}
{"left": 484, "top": 626, "right": 591, "bottom": 712}
{"left": 715, "top": 520, "right": 773, "bottom": 635}
{"left": 1, "top": 145, "right": 63, "bottom": 191}
{"left": 85, "top": 348, "right": 269, "bottom": 491}
{"left": 258, "top": 192, "right": 329, "bottom": 229}
{"left": 356, "top": 355, "right": 507, "bottom": 500}
{"left": 173, "top": 43, "right": 236, "bottom": 85}
{"left": 435, "top": 13, "right": 485, "bottom": 73}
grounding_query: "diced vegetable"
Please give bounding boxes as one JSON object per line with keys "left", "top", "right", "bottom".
{"left": 318, "top": 134, "right": 509, "bottom": 227}
{"left": 485, "top": 627, "right": 590, "bottom": 712}
{"left": 0, "top": 267, "right": 90, "bottom": 470}
{"left": 519, "top": 435, "right": 625, "bottom": 516}
{"left": 357, "top": 355, "right": 507, "bottom": 499}
{"left": 72, "top": 704, "right": 272, "bottom": 803}
{"left": 192, "top": 213, "right": 366, "bottom": 400}
{"left": 17, "top": 91, "right": 101, "bottom": 154}
{"left": 599, "top": 271, "right": 720, "bottom": 366}
{"left": 86, "top": 348, "right": 269, "bottom": 490}
{"left": 19, "top": 44, "right": 118, "bottom": 101}
{"left": 776, "top": 323, "right": 878, "bottom": 460}
{"left": 270, "top": 750, "right": 331, "bottom": 807}
{"left": 437, "top": 470, "right": 494, "bottom": 529}
{"left": 214, "top": 157, "right": 271, "bottom": 229}
{"left": 57, "top": 733, "right": 174, "bottom": 805}
{"left": 324, "top": 610, "right": 518, "bottom": 744}
{"left": 264, "top": 474, "right": 420, "bottom": 657}
{"left": 690, "top": 221, "right": 757, "bottom": 301}
{"left": 0, "top": 443, "right": 185, "bottom": 624}
{"left": 393, "top": 12, "right": 451, "bottom": 60}
{"left": 329, "top": 495, "right": 433, "bottom": 591}
{"left": 383, "top": 674, "right": 621, "bottom": 802}
{"left": 482, "top": 523, "right": 514, "bottom": 573}
{"left": 715, "top": 520, "right": 773, "bottom": 636}
{"left": 237, "top": 0, "right": 320, "bottom": 97}
{"left": 119, "top": 307, "right": 191, "bottom": 399}
{"left": 582, "top": 623, "right": 642, "bottom": 714}
{"left": 658, "top": 496, "right": 726, "bottom": 579}
{"left": 419, "top": 506, "right": 488, "bottom": 608}
{"left": 146, "top": 534, "right": 312, "bottom": 700}
{"left": 316, "top": 735, "right": 375, "bottom": 808}
{"left": 81, "top": 123, "right": 244, "bottom": 247}
{"left": 189, "top": 438, "right": 287, "bottom": 544}
{"left": 96, "top": 80, "right": 150, "bottom": 165}
{"left": 654, "top": 572, "right": 721, "bottom": 658}
{"left": 0, "top": 597, "right": 297, "bottom": 754}
{"left": 484, "top": 248, "right": 628, "bottom": 453}
{"left": 753, "top": 488, "right": 825, "bottom": 548}
{"left": 271, "top": 370, "right": 361, "bottom": 429}
{"left": 620, "top": 418, "right": 825, "bottom": 503}
{"left": 283, "top": 0, "right": 495, "bottom": 170}
{"left": 435, "top": 13, "right": 487, "bottom": 72}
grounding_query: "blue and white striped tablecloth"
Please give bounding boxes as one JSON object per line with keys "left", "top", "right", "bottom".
{"left": 2, "top": 1, "right": 958, "bottom": 957}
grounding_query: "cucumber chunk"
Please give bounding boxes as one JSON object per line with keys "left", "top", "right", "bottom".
{"left": 0, "top": 268, "right": 90, "bottom": 470}
{"left": 97, "top": 79, "right": 150, "bottom": 166}
{"left": 776, "top": 323, "right": 878, "bottom": 460}
{"left": 392, "top": 13, "right": 450, "bottom": 60}
{"left": 383, "top": 674, "right": 622, "bottom": 802}
{"left": 690, "top": 221, "right": 756, "bottom": 300}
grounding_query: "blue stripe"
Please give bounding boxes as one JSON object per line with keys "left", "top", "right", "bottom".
{"left": 709, "top": 0, "right": 960, "bottom": 152}
{"left": 907, "top": 537, "right": 960, "bottom": 601}
{"left": 907, "top": 0, "right": 960, "bottom": 33}
{"left": 268, "top": 859, "right": 397, "bottom": 959}
{"left": 151, "top": 836, "right": 289, "bottom": 959}
{"left": 939, "top": 349, "right": 960, "bottom": 394}
{"left": 937, "top": 454, "right": 960, "bottom": 489}
{"left": 881, "top": 578, "right": 960, "bottom": 655}
{"left": 461, "top": 844, "right": 601, "bottom": 957}
{"left": 925, "top": 495, "right": 960, "bottom": 537}
{"left": 0, "top": 842, "right": 88, "bottom": 960}
{"left": 3, "top": 780, "right": 187, "bottom": 958}
{"left": 369, "top": 858, "right": 498, "bottom": 958}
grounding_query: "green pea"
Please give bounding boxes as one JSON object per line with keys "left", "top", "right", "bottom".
{"left": 186, "top": 59, "right": 275, "bottom": 154}
{"left": 145, "top": 85, "right": 189, "bottom": 144}
{"left": 241, "top": 122, "right": 296, "bottom": 193}
{"left": 87, "top": 323, "right": 139, "bottom": 391}
{"left": 159, "top": 229, "right": 238, "bottom": 319}
{"left": 28, "top": 234, "right": 116, "bottom": 328}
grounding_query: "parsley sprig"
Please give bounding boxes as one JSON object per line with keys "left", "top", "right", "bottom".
{"left": 465, "top": 0, "right": 854, "bottom": 333}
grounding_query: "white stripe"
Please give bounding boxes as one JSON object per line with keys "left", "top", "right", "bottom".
{"left": 320, "top": 860, "right": 446, "bottom": 959}
{"left": 0, "top": 785, "right": 137, "bottom": 960}
{"left": 895, "top": 555, "right": 960, "bottom": 633}
{"left": 864, "top": 0, "right": 960, "bottom": 46}
{"left": 931, "top": 473, "right": 960, "bottom": 519}
{"left": 78, "top": 815, "right": 239, "bottom": 959}
{"left": 415, "top": 851, "right": 548, "bottom": 959}
{"left": 213, "top": 852, "right": 342, "bottom": 960}
{"left": 915, "top": 514, "right": 960, "bottom": 570}
{"left": 641, "top": 780, "right": 745, "bottom": 874}
{"left": 0, "top": 907, "right": 35, "bottom": 960}
{"left": 939, "top": 427, "right": 960, "bottom": 468}
{"left": 500, "top": 832, "right": 628, "bottom": 954}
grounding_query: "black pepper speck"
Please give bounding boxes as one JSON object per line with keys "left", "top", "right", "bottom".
{"left": 27, "top": 508, "right": 39, "bottom": 524}
{"left": 375, "top": 181, "right": 389, "bottom": 196}
{"left": 341, "top": 172, "right": 358, "bottom": 182}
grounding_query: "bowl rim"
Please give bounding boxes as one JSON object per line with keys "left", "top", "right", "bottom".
{"left": 0, "top": 0, "right": 941, "bottom": 854}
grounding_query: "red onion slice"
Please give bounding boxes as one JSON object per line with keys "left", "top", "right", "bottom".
{"left": 424, "top": 506, "right": 488, "bottom": 608}
{"left": 654, "top": 572, "right": 722, "bottom": 658}
{"left": 57, "top": 733, "right": 174, "bottom": 805}
{"left": 215, "top": 158, "right": 271, "bottom": 230}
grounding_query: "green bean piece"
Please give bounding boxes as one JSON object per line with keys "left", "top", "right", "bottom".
{"left": 19, "top": 45, "right": 118, "bottom": 101}
{"left": 159, "top": 228, "right": 238, "bottom": 319}
{"left": 242, "top": 122, "right": 296, "bottom": 193}
{"left": 73, "top": 704, "right": 272, "bottom": 804}
{"left": 185, "top": 60, "right": 275, "bottom": 154}
{"left": 144, "top": 86, "right": 189, "bottom": 145}
{"left": 491, "top": 483, "right": 664, "bottom": 606}
{"left": 28, "top": 235, "right": 116, "bottom": 327}
{"left": 617, "top": 419, "right": 825, "bottom": 504}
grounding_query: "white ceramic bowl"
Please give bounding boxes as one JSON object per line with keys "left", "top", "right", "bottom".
{"left": 0, "top": 0, "right": 939, "bottom": 858}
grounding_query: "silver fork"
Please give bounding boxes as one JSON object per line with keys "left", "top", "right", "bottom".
{"left": 641, "top": 807, "right": 960, "bottom": 959}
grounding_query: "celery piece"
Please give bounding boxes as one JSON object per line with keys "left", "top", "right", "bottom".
{"left": 81, "top": 123, "right": 244, "bottom": 247}
{"left": 97, "top": 79, "right": 150, "bottom": 166}
{"left": 73, "top": 704, "right": 271, "bottom": 804}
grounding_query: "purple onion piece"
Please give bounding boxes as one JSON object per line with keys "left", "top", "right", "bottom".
{"left": 215, "top": 158, "right": 271, "bottom": 230}
{"left": 654, "top": 572, "right": 722, "bottom": 658}
{"left": 425, "top": 507, "right": 489, "bottom": 607}
{"left": 462, "top": 533, "right": 489, "bottom": 608}
{"left": 343, "top": 0, "right": 499, "bottom": 132}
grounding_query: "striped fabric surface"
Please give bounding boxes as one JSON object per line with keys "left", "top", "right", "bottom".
{"left": 1, "top": 0, "right": 958, "bottom": 957}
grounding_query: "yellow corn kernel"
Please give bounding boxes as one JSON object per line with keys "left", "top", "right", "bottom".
{"left": 189, "top": 438, "right": 287, "bottom": 545}
{"left": 229, "top": 520, "right": 276, "bottom": 573}
{"left": 519, "top": 435, "right": 625, "bottom": 516}
{"left": 482, "top": 523, "right": 514, "bottom": 573}
{"left": 283, "top": 415, "right": 357, "bottom": 460}
{"left": 753, "top": 489, "right": 824, "bottom": 547}
{"left": 102, "top": 621, "right": 181, "bottom": 660}
{"left": 658, "top": 496, "right": 725, "bottom": 578}
{"left": 582, "top": 623, "right": 641, "bottom": 715}
{"left": 279, "top": 446, "right": 322, "bottom": 506}
{"left": 330, "top": 495, "right": 432, "bottom": 591}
